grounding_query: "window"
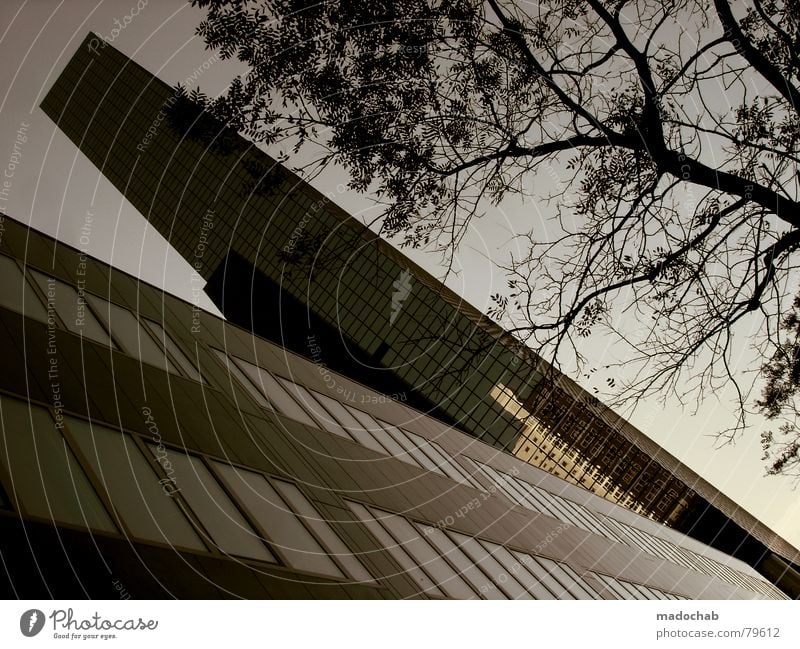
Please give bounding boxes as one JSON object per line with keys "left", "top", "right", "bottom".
{"left": 0, "top": 255, "right": 48, "bottom": 321}
{"left": 213, "top": 462, "right": 344, "bottom": 579}
{"left": 529, "top": 488, "right": 588, "bottom": 531}
{"left": 414, "top": 436, "right": 482, "bottom": 488}
{"left": 576, "top": 507, "right": 626, "bottom": 543}
{"left": 379, "top": 422, "right": 439, "bottom": 472}
{"left": 0, "top": 396, "right": 115, "bottom": 532}
{"left": 500, "top": 473, "right": 542, "bottom": 510}
{"left": 614, "top": 577, "right": 648, "bottom": 600}
{"left": 67, "top": 417, "right": 205, "bottom": 550}
{"left": 143, "top": 319, "right": 203, "bottom": 381}
{"left": 535, "top": 556, "right": 596, "bottom": 599}
{"left": 510, "top": 551, "right": 576, "bottom": 599}
{"left": 336, "top": 406, "right": 391, "bottom": 454}
{"left": 370, "top": 419, "right": 412, "bottom": 457}
{"left": 312, "top": 392, "right": 395, "bottom": 454}
{"left": 593, "top": 573, "right": 636, "bottom": 600}
{"left": 347, "top": 501, "right": 444, "bottom": 597}
{"left": 149, "top": 448, "right": 275, "bottom": 562}
{"left": 311, "top": 391, "right": 363, "bottom": 433}
{"left": 448, "top": 530, "right": 531, "bottom": 599}
{"left": 375, "top": 509, "right": 477, "bottom": 599}
{"left": 488, "top": 544, "right": 557, "bottom": 600}
{"left": 278, "top": 381, "right": 352, "bottom": 438}
{"left": 87, "top": 296, "right": 177, "bottom": 372}
{"left": 30, "top": 270, "right": 112, "bottom": 345}
{"left": 212, "top": 348, "right": 271, "bottom": 409}
{"left": 416, "top": 523, "right": 505, "bottom": 599}
{"left": 232, "top": 360, "right": 318, "bottom": 428}
{"left": 471, "top": 460, "right": 533, "bottom": 509}
{"left": 273, "top": 480, "right": 373, "bottom": 582}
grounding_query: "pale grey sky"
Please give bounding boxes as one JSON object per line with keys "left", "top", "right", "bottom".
{"left": 0, "top": 0, "right": 797, "bottom": 549}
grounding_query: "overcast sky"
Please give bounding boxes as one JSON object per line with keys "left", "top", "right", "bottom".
{"left": 1, "top": 0, "right": 798, "bottom": 550}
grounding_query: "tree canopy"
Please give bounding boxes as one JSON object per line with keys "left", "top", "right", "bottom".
{"left": 189, "top": 0, "right": 800, "bottom": 477}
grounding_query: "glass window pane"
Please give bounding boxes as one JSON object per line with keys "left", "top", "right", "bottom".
{"left": 520, "top": 487, "right": 554, "bottom": 514}
{"left": 343, "top": 425, "right": 388, "bottom": 454}
{"left": 313, "top": 392, "right": 362, "bottom": 430}
{"left": 312, "top": 392, "right": 388, "bottom": 451}
{"left": 273, "top": 480, "right": 373, "bottom": 582}
{"left": 87, "top": 296, "right": 176, "bottom": 372}
{"left": 381, "top": 426, "right": 437, "bottom": 472}
{"left": 472, "top": 462, "right": 532, "bottom": 508}
{"left": 418, "top": 523, "right": 506, "bottom": 599}
{"left": 581, "top": 508, "right": 626, "bottom": 543}
{"left": 347, "top": 501, "right": 444, "bottom": 597}
{"left": 647, "top": 585, "right": 670, "bottom": 600}
{"left": 150, "top": 448, "right": 274, "bottom": 562}
{"left": 345, "top": 404, "right": 418, "bottom": 456}
{"left": 617, "top": 578, "right": 647, "bottom": 599}
{"left": 144, "top": 319, "right": 202, "bottom": 381}
{"left": 561, "top": 502, "right": 604, "bottom": 535}
{"left": 30, "top": 271, "right": 111, "bottom": 345}
{"left": 233, "top": 361, "right": 319, "bottom": 429}
{"left": 473, "top": 538, "right": 534, "bottom": 599}
{"left": 375, "top": 509, "right": 477, "bottom": 599}
{"left": 213, "top": 462, "right": 343, "bottom": 578}
{"left": 628, "top": 581, "right": 656, "bottom": 599}
{"left": 423, "top": 440, "right": 480, "bottom": 487}
{"left": 558, "top": 562, "right": 599, "bottom": 599}
{"left": 281, "top": 382, "right": 352, "bottom": 439}
{"left": 67, "top": 417, "right": 205, "bottom": 550}
{"left": 346, "top": 406, "right": 382, "bottom": 432}
{"left": 212, "top": 349, "right": 271, "bottom": 409}
{"left": 595, "top": 573, "right": 634, "bottom": 599}
{"left": 479, "top": 540, "right": 555, "bottom": 599}
{"left": 610, "top": 577, "right": 639, "bottom": 600}
{"left": 403, "top": 430, "right": 466, "bottom": 484}
{"left": 510, "top": 550, "right": 576, "bottom": 599}
{"left": 0, "top": 396, "right": 114, "bottom": 532}
{"left": 373, "top": 419, "right": 415, "bottom": 458}
{"left": 448, "top": 531, "right": 530, "bottom": 599}
{"left": 493, "top": 471, "right": 536, "bottom": 508}
{"left": 536, "top": 556, "right": 594, "bottom": 599}
{"left": 0, "top": 256, "right": 47, "bottom": 321}
{"left": 529, "top": 487, "right": 586, "bottom": 529}
{"left": 440, "top": 451, "right": 484, "bottom": 490}
{"left": 604, "top": 518, "right": 639, "bottom": 548}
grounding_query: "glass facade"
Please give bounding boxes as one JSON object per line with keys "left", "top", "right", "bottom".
{"left": 0, "top": 212, "right": 790, "bottom": 599}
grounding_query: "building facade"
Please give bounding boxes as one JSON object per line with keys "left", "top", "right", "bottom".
{"left": 25, "top": 32, "right": 800, "bottom": 596}
{"left": 0, "top": 212, "right": 788, "bottom": 599}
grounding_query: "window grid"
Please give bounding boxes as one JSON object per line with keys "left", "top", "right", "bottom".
{"left": 212, "top": 462, "right": 344, "bottom": 579}
{"left": 0, "top": 392, "right": 394, "bottom": 584}
{"left": 466, "top": 457, "right": 770, "bottom": 593}
{"left": 217, "top": 352, "right": 484, "bottom": 490}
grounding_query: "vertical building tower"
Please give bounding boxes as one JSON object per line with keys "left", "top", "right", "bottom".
{"left": 32, "top": 33, "right": 800, "bottom": 596}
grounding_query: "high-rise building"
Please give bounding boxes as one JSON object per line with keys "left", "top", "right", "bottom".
{"left": 0, "top": 211, "right": 788, "bottom": 599}
{"left": 22, "top": 31, "right": 799, "bottom": 597}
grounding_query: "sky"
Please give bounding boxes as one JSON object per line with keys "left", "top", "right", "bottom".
{"left": 0, "top": 0, "right": 798, "bottom": 550}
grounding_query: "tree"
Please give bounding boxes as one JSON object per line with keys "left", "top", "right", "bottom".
{"left": 189, "top": 0, "right": 800, "bottom": 475}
